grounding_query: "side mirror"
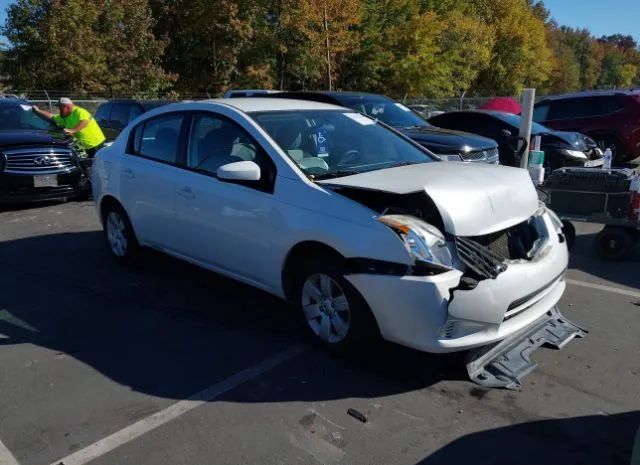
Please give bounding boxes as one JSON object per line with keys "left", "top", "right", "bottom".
{"left": 501, "top": 129, "right": 513, "bottom": 138}
{"left": 217, "top": 161, "right": 261, "bottom": 182}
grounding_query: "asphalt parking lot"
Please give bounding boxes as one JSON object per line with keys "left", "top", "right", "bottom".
{"left": 1, "top": 200, "right": 639, "bottom": 465}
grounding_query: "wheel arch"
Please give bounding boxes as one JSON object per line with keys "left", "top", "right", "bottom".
{"left": 281, "top": 241, "right": 347, "bottom": 302}
{"left": 99, "top": 195, "right": 125, "bottom": 223}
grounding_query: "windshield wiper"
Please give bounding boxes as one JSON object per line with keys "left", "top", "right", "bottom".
{"left": 312, "top": 169, "right": 361, "bottom": 180}
{"left": 387, "top": 161, "right": 424, "bottom": 168}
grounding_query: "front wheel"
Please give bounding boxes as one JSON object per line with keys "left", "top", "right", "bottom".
{"left": 296, "top": 260, "right": 379, "bottom": 351}
{"left": 103, "top": 204, "right": 140, "bottom": 263}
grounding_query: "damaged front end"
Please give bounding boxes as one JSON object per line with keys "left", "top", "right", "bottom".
{"left": 332, "top": 185, "right": 584, "bottom": 388}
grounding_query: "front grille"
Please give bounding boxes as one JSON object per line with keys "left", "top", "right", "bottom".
{"left": 461, "top": 147, "right": 499, "bottom": 164}
{"left": 455, "top": 236, "right": 508, "bottom": 279}
{"left": 2, "top": 147, "right": 75, "bottom": 174}
{"left": 469, "top": 221, "right": 539, "bottom": 260}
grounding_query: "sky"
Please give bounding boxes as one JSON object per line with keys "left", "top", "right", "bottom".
{"left": 0, "top": 0, "right": 638, "bottom": 43}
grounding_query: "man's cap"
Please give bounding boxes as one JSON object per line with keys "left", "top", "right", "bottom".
{"left": 58, "top": 97, "right": 73, "bottom": 106}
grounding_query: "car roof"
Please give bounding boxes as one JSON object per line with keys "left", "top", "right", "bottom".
{"left": 539, "top": 89, "right": 640, "bottom": 102}
{"left": 209, "top": 97, "right": 347, "bottom": 112}
{"left": 278, "top": 91, "right": 391, "bottom": 102}
{"left": 0, "top": 98, "right": 31, "bottom": 106}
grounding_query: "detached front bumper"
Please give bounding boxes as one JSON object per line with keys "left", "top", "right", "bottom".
{"left": 346, "top": 224, "right": 570, "bottom": 353}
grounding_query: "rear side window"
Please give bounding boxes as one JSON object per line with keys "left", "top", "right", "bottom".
{"left": 130, "top": 114, "right": 184, "bottom": 164}
{"left": 128, "top": 105, "right": 143, "bottom": 123}
{"left": 95, "top": 103, "right": 111, "bottom": 124}
{"left": 110, "top": 104, "right": 131, "bottom": 129}
{"left": 533, "top": 104, "right": 550, "bottom": 122}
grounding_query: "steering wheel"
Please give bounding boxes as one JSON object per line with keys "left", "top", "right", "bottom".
{"left": 336, "top": 150, "right": 362, "bottom": 168}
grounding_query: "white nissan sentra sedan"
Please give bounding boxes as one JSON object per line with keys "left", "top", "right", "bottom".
{"left": 92, "top": 98, "right": 570, "bottom": 354}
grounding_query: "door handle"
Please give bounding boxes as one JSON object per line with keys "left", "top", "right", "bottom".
{"left": 177, "top": 187, "right": 195, "bottom": 200}
{"left": 122, "top": 169, "right": 135, "bottom": 179}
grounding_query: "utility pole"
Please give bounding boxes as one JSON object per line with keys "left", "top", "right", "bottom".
{"left": 323, "top": 1, "right": 332, "bottom": 91}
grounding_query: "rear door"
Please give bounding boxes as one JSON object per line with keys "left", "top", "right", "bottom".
{"left": 119, "top": 112, "right": 187, "bottom": 249}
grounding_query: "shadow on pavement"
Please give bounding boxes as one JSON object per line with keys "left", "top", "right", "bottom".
{"left": 0, "top": 231, "right": 465, "bottom": 403}
{"left": 421, "top": 411, "right": 640, "bottom": 465}
{"left": 569, "top": 231, "right": 640, "bottom": 290}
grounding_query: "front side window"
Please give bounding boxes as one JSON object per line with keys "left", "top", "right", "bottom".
{"left": 132, "top": 114, "right": 183, "bottom": 164}
{"left": 251, "top": 110, "right": 436, "bottom": 179}
{"left": 187, "top": 114, "right": 259, "bottom": 175}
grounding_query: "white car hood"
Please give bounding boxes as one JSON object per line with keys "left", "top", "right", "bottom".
{"left": 319, "top": 162, "right": 539, "bottom": 236}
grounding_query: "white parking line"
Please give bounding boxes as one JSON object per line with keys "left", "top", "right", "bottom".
{"left": 50, "top": 344, "right": 307, "bottom": 465}
{"left": 0, "top": 439, "right": 20, "bottom": 465}
{"left": 567, "top": 279, "right": 640, "bottom": 299}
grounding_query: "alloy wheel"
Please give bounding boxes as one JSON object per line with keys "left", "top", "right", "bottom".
{"left": 106, "top": 211, "right": 128, "bottom": 257}
{"left": 301, "top": 273, "right": 351, "bottom": 344}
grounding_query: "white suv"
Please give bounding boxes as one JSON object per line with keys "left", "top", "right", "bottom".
{"left": 93, "top": 98, "right": 571, "bottom": 354}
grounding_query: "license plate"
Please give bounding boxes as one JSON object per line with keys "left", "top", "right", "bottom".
{"left": 33, "top": 175, "right": 58, "bottom": 187}
{"left": 585, "top": 159, "right": 603, "bottom": 167}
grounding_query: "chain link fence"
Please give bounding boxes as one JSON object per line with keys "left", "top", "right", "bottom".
{"left": 0, "top": 90, "right": 512, "bottom": 116}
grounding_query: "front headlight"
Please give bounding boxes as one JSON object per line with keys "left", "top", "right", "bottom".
{"left": 540, "top": 202, "right": 563, "bottom": 234}
{"left": 437, "top": 154, "right": 464, "bottom": 162}
{"left": 562, "top": 149, "right": 587, "bottom": 159}
{"left": 378, "top": 214, "right": 454, "bottom": 272}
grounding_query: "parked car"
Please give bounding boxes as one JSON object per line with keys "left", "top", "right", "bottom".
{"left": 95, "top": 99, "right": 172, "bottom": 141}
{"left": 429, "top": 110, "right": 603, "bottom": 169}
{"left": 0, "top": 99, "right": 90, "bottom": 203}
{"left": 223, "top": 89, "right": 282, "bottom": 98}
{"left": 228, "top": 91, "right": 500, "bottom": 164}
{"left": 93, "top": 98, "right": 571, "bottom": 356}
{"left": 534, "top": 90, "right": 640, "bottom": 163}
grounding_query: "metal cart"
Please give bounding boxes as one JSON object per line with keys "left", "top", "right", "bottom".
{"left": 540, "top": 168, "right": 639, "bottom": 260}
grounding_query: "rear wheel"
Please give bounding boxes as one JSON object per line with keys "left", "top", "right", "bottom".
{"left": 103, "top": 203, "right": 140, "bottom": 263}
{"left": 594, "top": 226, "right": 634, "bottom": 261}
{"left": 295, "top": 258, "right": 379, "bottom": 351}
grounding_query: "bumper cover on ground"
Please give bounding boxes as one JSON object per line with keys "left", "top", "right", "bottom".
{"left": 466, "top": 306, "right": 587, "bottom": 390}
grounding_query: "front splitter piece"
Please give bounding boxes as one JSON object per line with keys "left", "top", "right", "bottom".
{"left": 466, "top": 307, "right": 587, "bottom": 390}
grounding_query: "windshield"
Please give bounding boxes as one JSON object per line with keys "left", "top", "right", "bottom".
{"left": 496, "top": 113, "right": 549, "bottom": 134}
{"left": 0, "top": 105, "right": 58, "bottom": 131}
{"left": 336, "top": 96, "right": 429, "bottom": 128}
{"left": 251, "top": 110, "right": 436, "bottom": 178}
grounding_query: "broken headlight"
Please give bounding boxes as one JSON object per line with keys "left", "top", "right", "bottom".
{"left": 379, "top": 214, "right": 454, "bottom": 273}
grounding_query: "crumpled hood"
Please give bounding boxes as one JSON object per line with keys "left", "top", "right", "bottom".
{"left": 318, "top": 162, "right": 539, "bottom": 236}
{"left": 541, "top": 130, "right": 597, "bottom": 151}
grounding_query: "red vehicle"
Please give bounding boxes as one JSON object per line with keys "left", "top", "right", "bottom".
{"left": 534, "top": 90, "right": 640, "bottom": 164}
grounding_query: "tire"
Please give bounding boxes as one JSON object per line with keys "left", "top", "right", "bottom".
{"left": 562, "top": 220, "right": 576, "bottom": 250}
{"left": 102, "top": 203, "right": 140, "bottom": 263}
{"left": 594, "top": 226, "right": 634, "bottom": 261}
{"left": 593, "top": 135, "right": 626, "bottom": 166}
{"left": 295, "top": 258, "right": 379, "bottom": 352}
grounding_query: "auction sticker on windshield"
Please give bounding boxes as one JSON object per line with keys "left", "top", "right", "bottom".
{"left": 344, "top": 112, "right": 375, "bottom": 125}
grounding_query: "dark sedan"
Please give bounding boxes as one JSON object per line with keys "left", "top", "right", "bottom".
{"left": 428, "top": 110, "right": 603, "bottom": 169}
{"left": 0, "top": 99, "right": 89, "bottom": 203}
{"left": 235, "top": 91, "right": 501, "bottom": 164}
